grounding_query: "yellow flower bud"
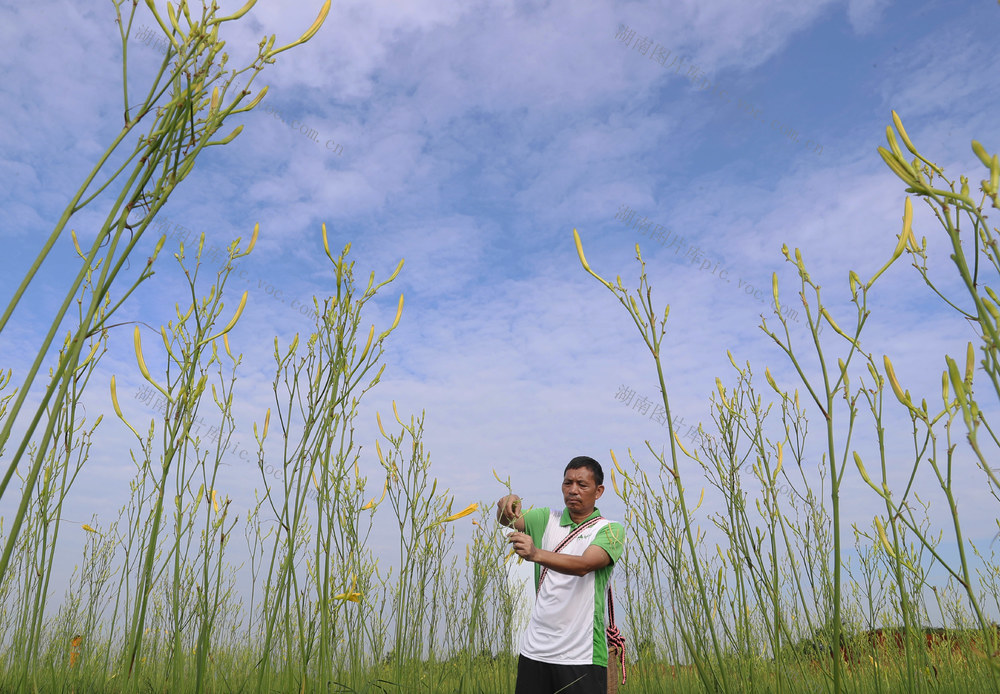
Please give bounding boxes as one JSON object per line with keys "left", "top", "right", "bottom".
{"left": 110, "top": 375, "right": 141, "bottom": 439}
{"left": 134, "top": 327, "right": 152, "bottom": 383}
{"left": 673, "top": 432, "right": 692, "bottom": 458}
{"left": 820, "top": 308, "right": 848, "bottom": 339}
{"left": 297, "top": 0, "right": 331, "bottom": 44}
{"left": 134, "top": 327, "right": 171, "bottom": 401}
{"left": 110, "top": 375, "right": 124, "bottom": 418}
{"left": 886, "top": 126, "right": 905, "bottom": 161}
{"left": 765, "top": 367, "right": 780, "bottom": 395}
{"left": 867, "top": 362, "right": 881, "bottom": 387}
{"left": 76, "top": 340, "right": 100, "bottom": 373}
{"left": 610, "top": 449, "right": 624, "bottom": 476}
{"left": 217, "top": 0, "right": 257, "bottom": 21}
{"left": 891, "top": 111, "right": 918, "bottom": 156}
{"left": 875, "top": 517, "right": 895, "bottom": 558}
{"left": 883, "top": 355, "right": 909, "bottom": 406}
{"left": 70, "top": 229, "right": 85, "bottom": 258}
{"left": 854, "top": 452, "right": 873, "bottom": 486}
{"left": 901, "top": 197, "right": 913, "bottom": 251}
{"left": 628, "top": 295, "right": 643, "bottom": 321}
{"left": 214, "top": 125, "right": 243, "bottom": 145}
{"left": 233, "top": 222, "right": 258, "bottom": 259}
{"left": 867, "top": 198, "right": 913, "bottom": 287}
{"left": 167, "top": 3, "right": 182, "bottom": 37}
{"left": 946, "top": 357, "right": 971, "bottom": 429}
{"left": 241, "top": 85, "right": 269, "bottom": 112}
{"left": 946, "top": 356, "right": 966, "bottom": 404}
{"left": 572, "top": 229, "right": 613, "bottom": 290}
{"left": 390, "top": 295, "right": 404, "bottom": 332}
{"left": 877, "top": 146, "right": 917, "bottom": 186}
{"left": 198, "top": 290, "right": 248, "bottom": 345}
{"left": 358, "top": 325, "right": 375, "bottom": 363}
{"left": 972, "top": 141, "right": 992, "bottom": 168}
{"left": 965, "top": 342, "right": 975, "bottom": 385}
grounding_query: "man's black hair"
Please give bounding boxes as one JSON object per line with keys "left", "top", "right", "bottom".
{"left": 564, "top": 456, "right": 604, "bottom": 486}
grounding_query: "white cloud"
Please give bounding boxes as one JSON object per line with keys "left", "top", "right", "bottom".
{"left": 846, "top": 0, "right": 892, "bottom": 33}
{"left": 4, "top": 0, "right": 1000, "bottom": 630}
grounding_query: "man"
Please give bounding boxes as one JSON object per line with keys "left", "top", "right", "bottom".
{"left": 496, "top": 456, "right": 626, "bottom": 694}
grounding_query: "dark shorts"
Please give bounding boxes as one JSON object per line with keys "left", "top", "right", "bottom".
{"left": 514, "top": 654, "right": 607, "bottom": 694}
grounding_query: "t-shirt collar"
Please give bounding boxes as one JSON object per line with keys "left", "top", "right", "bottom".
{"left": 561, "top": 507, "right": 601, "bottom": 528}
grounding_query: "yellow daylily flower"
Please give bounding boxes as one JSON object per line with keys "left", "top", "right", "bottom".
{"left": 361, "top": 478, "right": 388, "bottom": 510}
{"left": 440, "top": 502, "right": 478, "bottom": 523}
{"left": 333, "top": 575, "right": 362, "bottom": 602}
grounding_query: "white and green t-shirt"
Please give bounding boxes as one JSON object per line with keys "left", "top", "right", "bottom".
{"left": 519, "top": 507, "right": 625, "bottom": 667}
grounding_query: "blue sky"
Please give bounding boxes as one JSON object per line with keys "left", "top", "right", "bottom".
{"left": 2, "top": 0, "right": 1000, "bottom": 614}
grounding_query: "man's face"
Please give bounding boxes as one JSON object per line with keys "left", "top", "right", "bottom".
{"left": 562, "top": 466, "right": 604, "bottom": 514}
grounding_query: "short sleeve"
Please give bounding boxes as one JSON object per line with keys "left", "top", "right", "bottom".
{"left": 592, "top": 522, "right": 626, "bottom": 564}
{"left": 520, "top": 507, "right": 550, "bottom": 547}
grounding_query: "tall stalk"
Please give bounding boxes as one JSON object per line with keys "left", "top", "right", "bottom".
{"left": 0, "top": 2, "right": 332, "bottom": 613}
{"left": 573, "top": 235, "right": 735, "bottom": 693}
{"left": 111, "top": 232, "right": 256, "bottom": 688}
{"left": 253, "top": 231, "right": 403, "bottom": 694}
{"left": 10, "top": 270, "right": 109, "bottom": 694}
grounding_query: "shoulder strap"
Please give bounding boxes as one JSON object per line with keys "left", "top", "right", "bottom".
{"left": 606, "top": 587, "right": 628, "bottom": 684}
{"left": 536, "top": 516, "right": 604, "bottom": 591}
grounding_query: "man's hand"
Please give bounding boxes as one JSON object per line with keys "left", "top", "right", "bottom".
{"left": 509, "top": 538, "right": 612, "bottom": 577}
{"left": 508, "top": 531, "right": 536, "bottom": 561}
{"left": 496, "top": 494, "right": 525, "bottom": 530}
